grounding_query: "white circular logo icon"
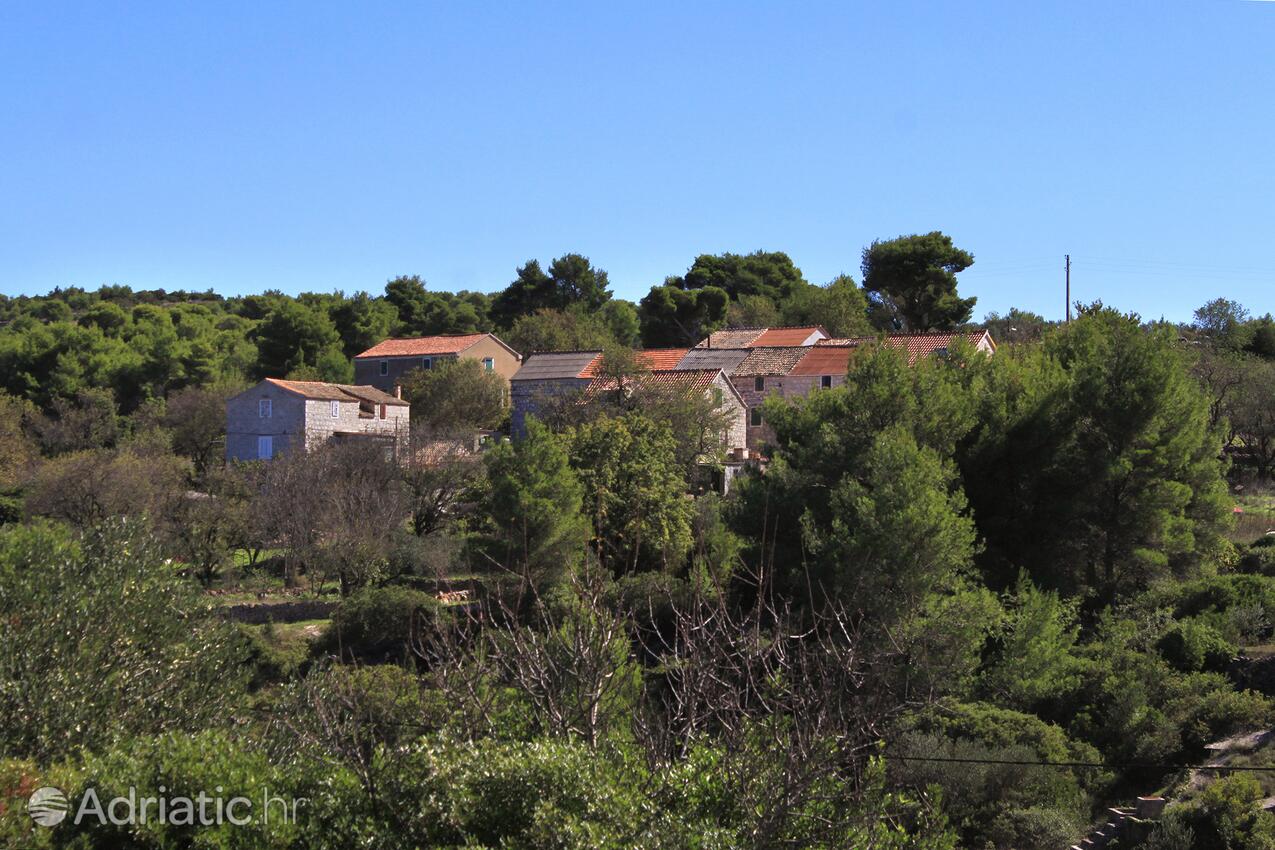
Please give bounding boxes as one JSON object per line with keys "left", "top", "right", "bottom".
{"left": 27, "top": 786, "right": 69, "bottom": 827}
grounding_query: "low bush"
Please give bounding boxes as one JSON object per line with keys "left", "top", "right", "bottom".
{"left": 1156, "top": 620, "right": 1237, "bottom": 673}
{"left": 316, "top": 586, "right": 443, "bottom": 663}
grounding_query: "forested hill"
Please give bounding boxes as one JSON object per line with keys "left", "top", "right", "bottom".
{"left": 0, "top": 237, "right": 1003, "bottom": 413}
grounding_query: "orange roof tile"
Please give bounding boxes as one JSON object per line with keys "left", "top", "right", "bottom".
{"left": 355, "top": 333, "right": 487, "bottom": 358}
{"left": 749, "top": 326, "right": 828, "bottom": 347}
{"left": 577, "top": 349, "right": 690, "bottom": 378}
{"left": 789, "top": 345, "right": 860, "bottom": 376}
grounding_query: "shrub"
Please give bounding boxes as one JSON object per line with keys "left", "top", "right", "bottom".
{"left": 1156, "top": 620, "right": 1237, "bottom": 673}
{"left": 316, "top": 586, "right": 443, "bottom": 663}
{"left": 0, "top": 521, "right": 247, "bottom": 762}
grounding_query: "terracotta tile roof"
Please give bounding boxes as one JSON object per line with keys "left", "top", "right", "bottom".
{"left": 815, "top": 331, "right": 995, "bottom": 365}
{"left": 638, "top": 348, "right": 691, "bottom": 370}
{"left": 355, "top": 333, "right": 487, "bottom": 359}
{"left": 265, "top": 379, "right": 409, "bottom": 406}
{"left": 730, "top": 346, "right": 812, "bottom": 377}
{"left": 789, "top": 344, "right": 860, "bottom": 376}
{"left": 749, "top": 326, "right": 828, "bottom": 347}
{"left": 577, "top": 348, "right": 691, "bottom": 378}
{"left": 695, "top": 328, "right": 766, "bottom": 349}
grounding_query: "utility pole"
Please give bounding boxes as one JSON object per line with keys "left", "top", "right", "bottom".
{"left": 1065, "top": 254, "right": 1071, "bottom": 323}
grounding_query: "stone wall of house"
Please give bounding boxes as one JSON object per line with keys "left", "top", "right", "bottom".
{"left": 782, "top": 374, "right": 847, "bottom": 400}
{"left": 732, "top": 374, "right": 794, "bottom": 451}
{"left": 225, "top": 382, "right": 306, "bottom": 461}
{"left": 711, "top": 372, "right": 748, "bottom": 451}
{"left": 355, "top": 353, "right": 460, "bottom": 393}
{"left": 511, "top": 377, "right": 590, "bottom": 438}
{"left": 302, "top": 398, "right": 408, "bottom": 454}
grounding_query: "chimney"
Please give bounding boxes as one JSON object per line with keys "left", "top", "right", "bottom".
{"left": 394, "top": 384, "right": 402, "bottom": 400}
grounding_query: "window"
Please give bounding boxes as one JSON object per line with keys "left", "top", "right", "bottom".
{"left": 330, "top": 400, "right": 340, "bottom": 417}
{"left": 422, "top": 357, "right": 432, "bottom": 370}
{"left": 483, "top": 357, "right": 494, "bottom": 371}
{"left": 754, "top": 376, "right": 765, "bottom": 392}
{"left": 821, "top": 375, "right": 833, "bottom": 389}
{"left": 712, "top": 387, "right": 724, "bottom": 407}
{"left": 258, "top": 398, "right": 271, "bottom": 418}
{"left": 379, "top": 360, "right": 389, "bottom": 376}
{"left": 750, "top": 408, "right": 763, "bottom": 427}
{"left": 379, "top": 403, "right": 387, "bottom": 419}
{"left": 257, "top": 436, "right": 273, "bottom": 460}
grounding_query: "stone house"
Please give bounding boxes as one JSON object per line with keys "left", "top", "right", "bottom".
{"left": 353, "top": 333, "right": 521, "bottom": 394}
{"left": 509, "top": 351, "right": 603, "bottom": 439}
{"left": 509, "top": 348, "right": 691, "bottom": 439}
{"left": 727, "top": 346, "right": 816, "bottom": 450}
{"left": 225, "top": 379, "right": 409, "bottom": 462}
{"left": 579, "top": 368, "right": 747, "bottom": 453}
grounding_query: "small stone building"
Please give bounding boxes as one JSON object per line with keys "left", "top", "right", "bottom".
{"left": 727, "top": 346, "right": 814, "bottom": 450}
{"left": 353, "top": 333, "right": 521, "bottom": 394}
{"left": 509, "top": 351, "right": 603, "bottom": 439}
{"left": 225, "top": 379, "right": 409, "bottom": 462}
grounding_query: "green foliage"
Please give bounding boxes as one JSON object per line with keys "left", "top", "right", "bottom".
{"left": 1155, "top": 620, "right": 1237, "bottom": 673}
{"left": 400, "top": 356, "right": 507, "bottom": 433}
{"left": 961, "top": 307, "right": 1231, "bottom": 600}
{"left": 780, "top": 274, "right": 874, "bottom": 337}
{"left": 637, "top": 283, "right": 729, "bottom": 348}
{"left": 505, "top": 306, "right": 616, "bottom": 355}
{"left": 672, "top": 250, "right": 807, "bottom": 303}
{"left": 318, "top": 585, "right": 443, "bottom": 663}
{"left": 491, "top": 255, "right": 612, "bottom": 328}
{"left": 734, "top": 343, "right": 978, "bottom": 607}
{"left": 566, "top": 414, "right": 693, "bottom": 574}
{"left": 251, "top": 300, "right": 346, "bottom": 381}
{"left": 861, "top": 231, "right": 976, "bottom": 330}
{"left": 383, "top": 275, "right": 490, "bottom": 336}
{"left": 477, "top": 420, "right": 589, "bottom": 585}
{"left": 1174, "top": 774, "right": 1275, "bottom": 850}
{"left": 981, "top": 574, "right": 1085, "bottom": 709}
{"left": 0, "top": 521, "right": 248, "bottom": 762}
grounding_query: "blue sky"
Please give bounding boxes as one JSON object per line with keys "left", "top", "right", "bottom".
{"left": 2, "top": 1, "right": 1272, "bottom": 322}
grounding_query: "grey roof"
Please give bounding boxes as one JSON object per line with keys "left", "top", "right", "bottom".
{"left": 730, "top": 346, "right": 812, "bottom": 377}
{"left": 512, "top": 351, "right": 601, "bottom": 381}
{"left": 675, "top": 348, "right": 750, "bottom": 372}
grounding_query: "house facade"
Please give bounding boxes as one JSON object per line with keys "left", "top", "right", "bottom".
{"left": 225, "top": 379, "right": 410, "bottom": 462}
{"left": 353, "top": 333, "right": 521, "bottom": 393}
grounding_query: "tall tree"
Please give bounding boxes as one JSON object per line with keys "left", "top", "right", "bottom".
{"left": 638, "top": 285, "right": 729, "bottom": 347}
{"left": 780, "top": 275, "right": 874, "bottom": 337}
{"left": 1192, "top": 297, "right": 1254, "bottom": 352}
{"left": 861, "top": 231, "right": 977, "bottom": 330}
{"left": 672, "top": 251, "right": 807, "bottom": 303}
{"left": 400, "top": 357, "right": 507, "bottom": 434}
{"left": 960, "top": 307, "right": 1232, "bottom": 602}
{"left": 476, "top": 420, "right": 589, "bottom": 588}
{"left": 567, "top": 414, "right": 694, "bottom": 574}
{"left": 251, "top": 301, "right": 346, "bottom": 380}
{"left": 331, "top": 291, "right": 397, "bottom": 359}
{"left": 490, "top": 254, "right": 612, "bottom": 328}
